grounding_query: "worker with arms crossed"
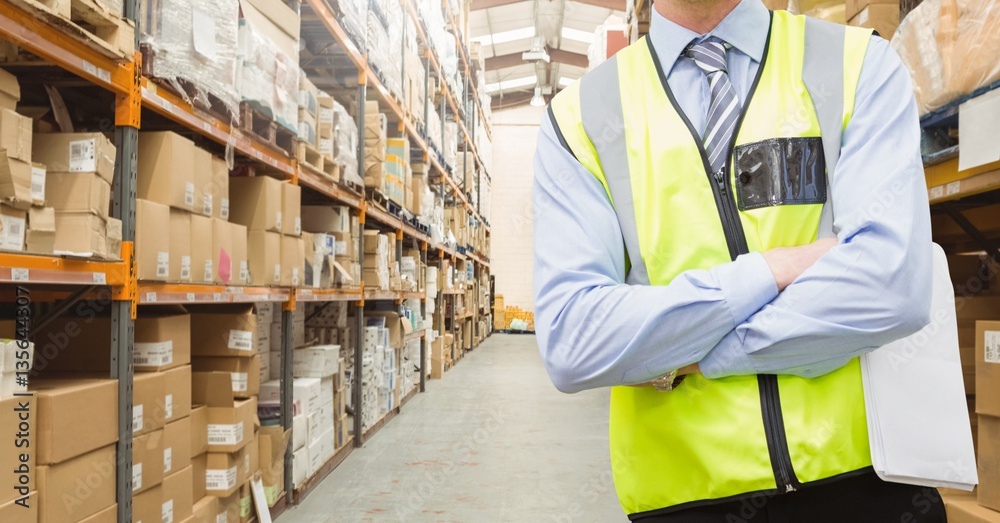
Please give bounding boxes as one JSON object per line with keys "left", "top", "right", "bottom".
{"left": 533, "top": 0, "right": 938, "bottom": 521}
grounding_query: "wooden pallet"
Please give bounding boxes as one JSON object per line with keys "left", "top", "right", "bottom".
{"left": 340, "top": 177, "right": 363, "bottom": 197}
{"left": 7, "top": 0, "right": 134, "bottom": 61}
{"left": 366, "top": 188, "right": 403, "bottom": 218}
{"left": 321, "top": 157, "right": 340, "bottom": 183}
{"left": 141, "top": 46, "right": 238, "bottom": 121}
{"left": 239, "top": 102, "right": 297, "bottom": 158}
{"left": 297, "top": 140, "right": 325, "bottom": 173}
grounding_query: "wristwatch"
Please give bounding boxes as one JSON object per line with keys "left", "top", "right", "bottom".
{"left": 650, "top": 370, "right": 680, "bottom": 392}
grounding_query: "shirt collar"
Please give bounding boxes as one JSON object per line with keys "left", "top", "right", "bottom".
{"left": 648, "top": 0, "right": 770, "bottom": 67}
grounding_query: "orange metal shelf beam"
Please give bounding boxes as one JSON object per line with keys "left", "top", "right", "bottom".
{"left": 0, "top": 0, "right": 133, "bottom": 95}
{"left": 140, "top": 78, "right": 296, "bottom": 176}
{"left": 138, "top": 283, "right": 291, "bottom": 304}
{"left": 0, "top": 252, "right": 129, "bottom": 287}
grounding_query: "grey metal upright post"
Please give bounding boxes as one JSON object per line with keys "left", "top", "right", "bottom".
{"left": 419, "top": 243, "right": 427, "bottom": 393}
{"left": 112, "top": 1, "right": 139, "bottom": 520}
{"left": 354, "top": 79, "right": 367, "bottom": 447}
{"left": 281, "top": 302, "right": 294, "bottom": 503}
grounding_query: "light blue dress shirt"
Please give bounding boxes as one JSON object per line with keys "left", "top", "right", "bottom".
{"left": 532, "top": 0, "right": 932, "bottom": 393}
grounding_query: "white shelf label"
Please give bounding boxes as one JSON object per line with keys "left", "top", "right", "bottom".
{"left": 214, "top": 292, "right": 225, "bottom": 302}
{"left": 93, "top": 272, "right": 106, "bottom": 284}
{"left": 228, "top": 330, "right": 253, "bottom": 352}
{"left": 11, "top": 268, "right": 28, "bottom": 282}
{"left": 946, "top": 181, "right": 961, "bottom": 196}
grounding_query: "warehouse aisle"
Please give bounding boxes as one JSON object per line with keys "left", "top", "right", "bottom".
{"left": 286, "top": 334, "right": 622, "bottom": 522}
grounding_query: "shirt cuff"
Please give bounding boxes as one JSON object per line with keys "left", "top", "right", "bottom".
{"left": 715, "top": 252, "right": 778, "bottom": 326}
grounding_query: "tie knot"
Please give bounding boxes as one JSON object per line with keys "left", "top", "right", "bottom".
{"left": 685, "top": 37, "right": 729, "bottom": 75}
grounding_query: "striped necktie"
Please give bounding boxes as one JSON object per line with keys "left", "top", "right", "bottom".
{"left": 685, "top": 37, "right": 741, "bottom": 173}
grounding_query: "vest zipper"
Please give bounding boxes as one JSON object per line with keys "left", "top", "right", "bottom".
{"left": 642, "top": 25, "right": 799, "bottom": 497}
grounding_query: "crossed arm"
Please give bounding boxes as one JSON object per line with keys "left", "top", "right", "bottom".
{"left": 532, "top": 39, "right": 932, "bottom": 394}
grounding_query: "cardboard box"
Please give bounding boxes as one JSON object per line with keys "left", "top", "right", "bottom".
{"left": 134, "top": 371, "right": 167, "bottom": 436}
{"left": 190, "top": 213, "right": 214, "bottom": 283}
{"left": 193, "top": 147, "right": 213, "bottom": 217}
{"left": 281, "top": 181, "right": 301, "bottom": 236}
{"left": 192, "top": 453, "right": 207, "bottom": 501}
{"left": 78, "top": 504, "right": 115, "bottom": 523}
{"left": 845, "top": 0, "right": 896, "bottom": 22}
{"left": 162, "top": 466, "right": 194, "bottom": 523}
{"left": 44, "top": 171, "right": 110, "bottom": 219}
{"left": 0, "top": 491, "right": 37, "bottom": 523}
{"left": 0, "top": 396, "right": 33, "bottom": 507}
{"left": 133, "top": 429, "right": 165, "bottom": 494}
{"left": 301, "top": 205, "right": 350, "bottom": 233}
{"left": 259, "top": 426, "right": 291, "bottom": 507}
{"left": 212, "top": 217, "right": 234, "bottom": 284}
{"left": 192, "top": 372, "right": 257, "bottom": 453}
{"left": 204, "top": 447, "right": 247, "bottom": 497}
{"left": 167, "top": 209, "right": 192, "bottom": 282}
{"left": 192, "top": 496, "right": 218, "bottom": 523}
{"left": 33, "top": 379, "right": 117, "bottom": 465}
{"left": 37, "top": 444, "right": 116, "bottom": 523}
{"left": 190, "top": 405, "right": 208, "bottom": 457}
{"left": 0, "top": 157, "right": 32, "bottom": 210}
{"left": 106, "top": 216, "right": 121, "bottom": 260}
{"left": 137, "top": 132, "right": 196, "bottom": 211}
{"left": 231, "top": 223, "right": 249, "bottom": 285}
{"left": 292, "top": 446, "right": 308, "bottom": 487}
{"left": 189, "top": 305, "right": 257, "bottom": 357}
{"left": 132, "top": 484, "right": 161, "bottom": 523}
{"left": 260, "top": 377, "right": 320, "bottom": 414}
{"left": 941, "top": 490, "right": 1000, "bottom": 522}
{"left": 848, "top": 4, "right": 900, "bottom": 39}
{"left": 137, "top": 199, "right": 171, "bottom": 280}
{"left": 25, "top": 206, "right": 55, "bottom": 254}
{"left": 54, "top": 211, "right": 109, "bottom": 258}
{"left": 981, "top": 415, "right": 1000, "bottom": 512}
{"left": 0, "top": 203, "right": 25, "bottom": 251}
{"left": 209, "top": 157, "right": 229, "bottom": 221}
{"left": 229, "top": 176, "right": 282, "bottom": 233}
{"left": 242, "top": 0, "right": 300, "bottom": 40}
{"left": 0, "top": 68, "right": 19, "bottom": 110}
{"left": 0, "top": 109, "right": 31, "bottom": 162}
{"left": 32, "top": 132, "right": 116, "bottom": 183}
{"left": 164, "top": 365, "right": 192, "bottom": 423}
{"left": 216, "top": 486, "right": 241, "bottom": 523}
{"left": 192, "top": 355, "right": 261, "bottom": 398}
{"left": 977, "top": 321, "right": 1000, "bottom": 417}
{"left": 136, "top": 307, "right": 191, "bottom": 372}
{"left": 164, "top": 416, "right": 193, "bottom": 476}
{"left": 293, "top": 345, "right": 339, "bottom": 378}
{"left": 280, "top": 234, "right": 304, "bottom": 287}
{"left": 248, "top": 230, "right": 281, "bottom": 286}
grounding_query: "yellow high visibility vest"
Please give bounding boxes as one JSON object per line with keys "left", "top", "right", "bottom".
{"left": 548, "top": 11, "right": 875, "bottom": 518}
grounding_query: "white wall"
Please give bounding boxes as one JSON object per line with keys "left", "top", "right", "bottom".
{"left": 490, "top": 103, "right": 546, "bottom": 311}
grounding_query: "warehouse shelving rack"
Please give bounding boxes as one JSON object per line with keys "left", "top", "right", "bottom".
{"left": 0, "top": 0, "right": 493, "bottom": 519}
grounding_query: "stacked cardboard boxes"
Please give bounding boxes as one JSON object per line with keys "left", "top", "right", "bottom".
{"left": 33, "top": 132, "right": 121, "bottom": 259}
{"left": 190, "top": 304, "right": 261, "bottom": 523}
{"left": 301, "top": 204, "right": 361, "bottom": 289}
{"left": 363, "top": 102, "right": 387, "bottom": 191}
{"left": 31, "top": 379, "right": 118, "bottom": 523}
{"left": 846, "top": 0, "right": 899, "bottom": 40}
{"left": 136, "top": 132, "right": 244, "bottom": 284}
{"left": 229, "top": 175, "right": 303, "bottom": 287}
{"left": 976, "top": 321, "right": 1000, "bottom": 517}
{"left": 362, "top": 230, "right": 392, "bottom": 290}
{"left": 0, "top": 69, "right": 47, "bottom": 255}
{"left": 134, "top": 307, "right": 195, "bottom": 523}
{"left": 385, "top": 138, "right": 410, "bottom": 208}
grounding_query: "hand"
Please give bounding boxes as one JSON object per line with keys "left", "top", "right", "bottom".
{"left": 628, "top": 363, "right": 701, "bottom": 388}
{"left": 761, "top": 238, "right": 838, "bottom": 291}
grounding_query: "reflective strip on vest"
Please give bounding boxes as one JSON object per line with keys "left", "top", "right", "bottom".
{"left": 548, "top": 11, "right": 876, "bottom": 517}
{"left": 578, "top": 57, "right": 651, "bottom": 286}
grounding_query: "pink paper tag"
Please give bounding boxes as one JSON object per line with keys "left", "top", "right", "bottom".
{"left": 219, "top": 248, "right": 232, "bottom": 284}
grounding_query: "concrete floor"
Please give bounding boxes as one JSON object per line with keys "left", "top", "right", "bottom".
{"left": 284, "top": 333, "right": 624, "bottom": 522}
